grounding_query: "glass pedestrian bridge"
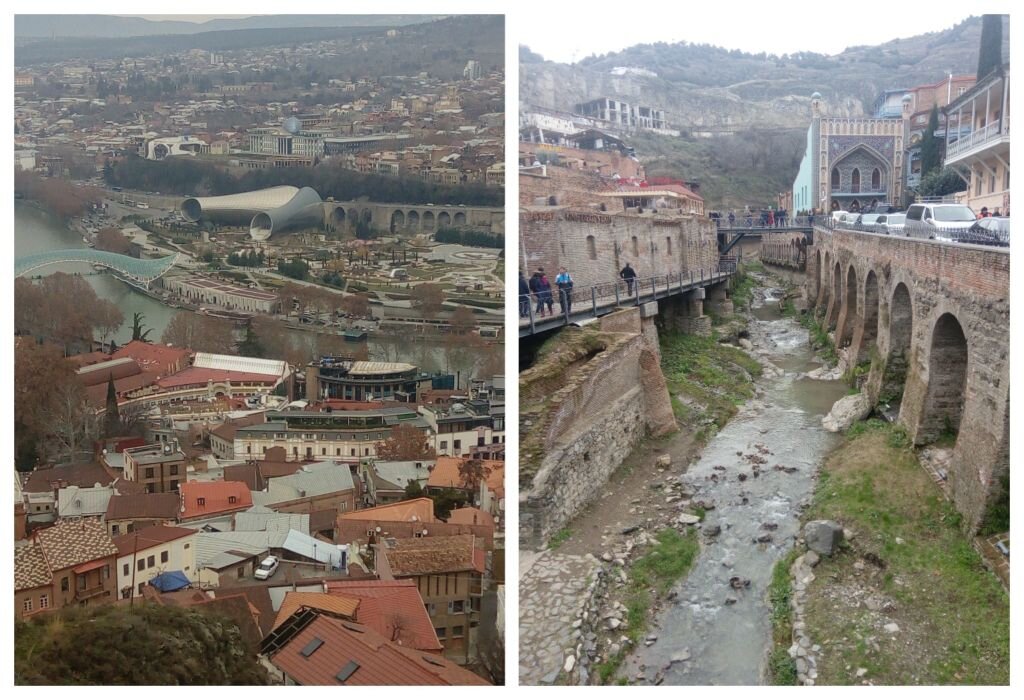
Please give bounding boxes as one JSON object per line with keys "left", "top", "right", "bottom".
{"left": 15, "top": 249, "right": 179, "bottom": 288}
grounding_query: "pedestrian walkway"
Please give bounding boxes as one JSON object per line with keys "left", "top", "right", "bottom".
{"left": 518, "top": 549, "right": 601, "bottom": 685}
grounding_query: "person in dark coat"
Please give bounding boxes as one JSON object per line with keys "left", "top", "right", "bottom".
{"left": 528, "top": 269, "right": 545, "bottom": 317}
{"left": 519, "top": 271, "right": 530, "bottom": 318}
{"left": 620, "top": 262, "right": 637, "bottom": 296}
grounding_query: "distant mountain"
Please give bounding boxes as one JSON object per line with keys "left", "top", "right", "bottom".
{"left": 521, "top": 15, "right": 1009, "bottom": 129}
{"left": 15, "top": 14, "right": 441, "bottom": 40}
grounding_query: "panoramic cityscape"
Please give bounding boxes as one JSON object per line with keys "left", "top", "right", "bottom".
{"left": 518, "top": 12, "right": 1009, "bottom": 687}
{"left": 8, "top": 4, "right": 1015, "bottom": 692}
{"left": 13, "top": 13, "right": 505, "bottom": 685}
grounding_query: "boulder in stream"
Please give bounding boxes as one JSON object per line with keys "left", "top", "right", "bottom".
{"left": 822, "top": 393, "right": 871, "bottom": 432}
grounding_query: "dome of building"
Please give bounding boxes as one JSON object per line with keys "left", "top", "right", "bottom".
{"left": 811, "top": 91, "right": 822, "bottom": 100}
{"left": 902, "top": 94, "right": 913, "bottom": 103}
{"left": 283, "top": 116, "right": 301, "bottom": 134}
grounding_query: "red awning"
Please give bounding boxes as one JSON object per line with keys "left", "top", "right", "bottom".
{"left": 73, "top": 560, "right": 106, "bottom": 574}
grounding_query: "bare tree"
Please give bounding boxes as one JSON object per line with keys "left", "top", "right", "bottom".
{"left": 44, "top": 382, "right": 101, "bottom": 463}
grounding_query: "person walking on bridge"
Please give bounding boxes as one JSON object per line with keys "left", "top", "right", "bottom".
{"left": 620, "top": 262, "right": 637, "bottom": 296}
{"left": 519, "top": 270, "right": 530, "bottom": 318}
{"left": 728, "top": 211, "right": 736, "bottom": 227}
{"left": 767, "top": 209, "right": 775, "bottom": 227}
{"left": 528, "top": 268, "right": 548, "bottom": 317}
{"left": 555, "top": 266, "right": 574, "bottom": 314}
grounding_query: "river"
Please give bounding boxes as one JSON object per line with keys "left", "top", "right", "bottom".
{"left": 14, "top": 202, "right": 486, "bottom": 372}
{"left": 623, "top": 277, "right": 848, "bottom": 685}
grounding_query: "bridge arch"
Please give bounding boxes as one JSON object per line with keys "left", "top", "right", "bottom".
{"left": 856, "top": 268, "right": 880, "bottom": 364}
{"left": 814, "top": 249, "right": 823, "bottom": 301}
{"left": 391, "top": 210, "right": 405, "bottom": 232}
{"left": 838, "top": 265, "right": 858, "bottom": 347}
{"left": 331, "top": 206, "right": 347, "bottom": 231}
{"left": 454, "top": 211, "right": 466, "bottom": 227}
{"left": 438, "top": 211, "right": 451, "bottom": 229}
{"left": 423, "top": 211, "right": 435, "bottom": 231}
{"left": 918, "top": 313, "right": 969, "bottom": 443}
{"left": 407, "top": 210, "right": 420, "bottom": 230}
{"left": 882, "top": 282, "right": 913, "bottom": 409}
{"left": 828, "top": 260, "right": 842, "bottom": 327}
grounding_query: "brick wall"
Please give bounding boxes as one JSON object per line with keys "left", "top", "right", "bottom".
{"left": 809, "top": 227, "right": 1009, "bottom": 532}
{"left": 519, "top": 209, "right": 719, "bottom": 290}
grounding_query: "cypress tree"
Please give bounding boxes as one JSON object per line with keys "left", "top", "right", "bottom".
{"left": 919, "top": 105, "right": 942, "bottom": 178}
{"left": 977, "top": 15, "right": 1003, "bottom": 80}
{"left": 105, "top": 373, "right": 120, "bottom": 435}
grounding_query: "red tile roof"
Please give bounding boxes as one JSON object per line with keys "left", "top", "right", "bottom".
{"left": 178, "top": 481, "right": 252, "bottom": 520}
{"left": 112, "top": 524, "right": 196, "bottom": 557}
{"left": 337, "top": 498, "right": 435, "bottom": 524}
{"left": 157, "top": 367, "right": 283, "bottom": 390}
{"left": 325, "top": 579, "right": 442, "bottom": 653}
{"left": 111, "top": 340, "right": 192, "bottom": 376}
{"left": 33, "top": 518, "right": 117, "bottom": 572}
{"left": 385, "top": 534, "right": 483, "bottom": 577}
{"left": 272, "top": 592, "right": 360, "bottom": 631}
{"left": 105, "top": 492, "right": 180, "bottom": 521}
{"left": 76, "top": 358, "right": 143, "bottom": 386}
{"left": 270, "top": 615, "right": 488, "bottom": 685}
{"left": 447, "top": 506, "right": 495, "bottom": 528}
{"left": 22, "top": 462, "right": 117, "bottom": 493}
{"left": 427, "top": 457, "right": 504, "bottom": 491}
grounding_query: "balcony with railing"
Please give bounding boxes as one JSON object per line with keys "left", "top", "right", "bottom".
{"left": 946, "top": 118, "right": 1010, "bottom": 161}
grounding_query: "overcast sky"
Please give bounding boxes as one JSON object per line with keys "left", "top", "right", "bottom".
{"left": 520, "top": 1, "right": 1010, "bottom": 64}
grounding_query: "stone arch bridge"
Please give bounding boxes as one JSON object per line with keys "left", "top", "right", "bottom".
{"left": 323, "top": 201, "right": 504, "bottom": 236}
{"left": 804, "top": 227, "right": 1008, "bottom": 532}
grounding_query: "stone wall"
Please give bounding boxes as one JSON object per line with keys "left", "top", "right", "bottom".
{"left": 807, "top": 226, "right": 1009, "bottom": 532}
{"left": 519, "top": 208, "right": 719, "bottom": 290}
{"left": 520, "top": 309, "right": 675, "bottom": 548}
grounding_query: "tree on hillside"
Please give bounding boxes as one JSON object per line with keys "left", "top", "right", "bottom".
{"left": 14, "top": 340, "right": 80, "bottom": 468}
{"left": 341, "top": 293, "right": 371, "bottom": 318}
{"left": 403, "top": 480, "right": 425, "bottom": 500}
{"left": 375, "top": 424, "right": 436, "bottom": 461}
{"left": 237, "top": 324, "right": 264, "bottom": 358}
{"left": 449, "top": 305, "right": 477, "bottom": 335}
{"left": 104, "top": 374, "right": 120, "bottom": 436}
{"left": 411, "top": 283, "right": 445, "bottom": 319}
{"left": 977, "top": 14, "right": 1004, "bottom": 80}
{"left": 14, "top": 274, "right": 123, "bottom": 354}
{"left": 919, "top": 105, "right": 942, "bottom": 178}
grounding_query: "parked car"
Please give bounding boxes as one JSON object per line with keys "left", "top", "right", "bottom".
{"left": 876, "top": 213, "right": 906, "bottom": 235}
{"left": 960, "top": 216, "right": 1010, "bottom": 246}
{"left": 254, "top": 556, "right": 279, "bottom": 580}
{"left": 905, "top": 203, "right": 977, "bottom": 240}
{"left": 856, "top": 213, "right": 882, "bottom": 229}
{"left": 831, "top": 210, "right": 850, "bottom": 224}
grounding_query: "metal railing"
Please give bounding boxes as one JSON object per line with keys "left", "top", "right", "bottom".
{"left": 712, "top": 215, "right": 817, "bottom": 229}
{"left": 821, "top": 217, "right": 1009, "bottom": 247}
{"left": 946, "top": 120, "right": 1009, "bottom": 159}
{"left": 519, "top": 265, "right": 734, "bottom": 335}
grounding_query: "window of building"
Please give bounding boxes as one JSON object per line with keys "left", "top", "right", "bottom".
{"left": 112, "top": 524, "right": 120, "bottom": 536}
{"left": 61, "top": 577, "right": 69, "bottom": 592}
{"left": 137, "top": 558, "right": 145, "bottom": 571}
{"left": 170, "top": 465, "right": 178, "bottom": 476}
{"left": 449, "top": 600, "right": 466, "bottom": 614}
{"left": 321, "top": 448, "right": 327, "bottom": 456}
{"left": 631, "top": 236, "right": 639, "bottom": 257}
{"left": 147, "top": 555, "right": 155, "bottom": 568}
{"left": 477, "top": 437, "right": 485, "bottom": 447}
{"left": 183, "top": 543, "right": 190, "bottom": 550}
{"left": 440, "top": 440, "right": 448, "bottom": 450}
{"left": 77, "top": 574, "right": 86, "bottom": 590}
{"left": 586, "top": 235, "right": 597, "bottom": 260}
{"left": 1005, "top": 169, "right": 1010, "bottom": 190}
{"left": 103, "top": 565, "right": 110, "bottom": 580}
{"left": 23, "top": 599, "right": 32, "bottom": 613}
{"left": 872, "top": 168, "right": 881, "bottom": 190}
{"left": 123, "top": 563, "right": 129, "bottom": 576}
{"left": 161, "top": 551, "right": 169, "bottom": 564}
{"left": 247, "top": 446, "right": 252, "bottom": 454}
{"left": 851, "top": 168, "right": 861, "bottom": 193}
{"left": 976, "top": 176, "right": 982, "bottom": 195}
{"left": 228, "top": 496, "right": 237, "bottom": 504}
{"left": 237, "top": 566, "right": 246, "bottom": 580}
{"left": 666, "top": 237, "right": 673, "bottom": 256}
{"left": 831, "top": 167, "right": 840, "bottom": 190}
{"left": 990, "top": 173, "right": 997, "bottom": 193}
{"left": 293, "top": 447, "right": 299, "bottom": 456}
{"left": 958, "top": 86, "right": 967, "bottom": 96}
{"left": 145, "top": 467, "right": 155, "bottom": 479}
{"left": 454, "top": 440, "right": 462, "bottom": 451}
{"left": 452, "top": 625, "right": 465, "bottom": 638}
{"left": 364, "top": 448, "right": 370, "bottom": 456}
{"left": 197, "top": 497, "right": 206, "bottom": 506}
{"left": 351, "top": 448, "right": 356, "bottom": 456}
{"left": 138, "top": 583, "right": 145, "bottom": 595}
{"left": 39, "top": 594, "right": 49, "bottom": 609}
{"left": 434, "top": 626, "right": 446, "bottom": 640}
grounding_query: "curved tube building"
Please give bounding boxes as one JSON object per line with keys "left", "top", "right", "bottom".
{"left": 180, "top": 186, "right": 324, "bottom": 241}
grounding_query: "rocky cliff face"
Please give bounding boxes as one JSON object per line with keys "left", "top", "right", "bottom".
{"left": 521, "top": 15, "right": 1007, "bottom": 132}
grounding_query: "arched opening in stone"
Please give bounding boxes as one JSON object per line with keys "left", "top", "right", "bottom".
{"left": 852, "top": 168, "right": 861, "bottom": 193}
{"left": 423, "top": 211, "right": 435, "bottom": 231}
{"left": 840, "top": 265, "right": 858, "bottom": 347}
{"left": 453, "top": 212, "right": 466, "bottom": 227}
{"left": 361, "top": 209, "right": 372, "bottom": 224}
{"left": 829, "top": 261, "right": 842, "bottom": 328}
{"left": 918, "top": 313, "right": 969, "bottom": 443}
{"left": 586, "top": 235, "right": 597, "bottom": 260}
{"left": 871, "top": 168, "right": 881, "bottom": 190}
{"left": 831, "top": 167, "right": 840, "bottom": 190}
{"left": 407, "top": 210, "right": 419, "bottom": 230}
{"left": 438, "top": 211, "right": 451, "bottom": 228}
{"left": 390, "top": 210, "right": 405, "bottom": 232}
{"left": 814, "top": 249, "right": 823, "bottom": 299}
{"left": 849, "top": 199, "right": 861, "bottom": 212}
{"left": 859, "top": 269, "right": 879, "bottom": 363}
{"left": 330, "top": 207, "right": 346, "bottom": 231}
{"left": 631, "top": 236, "right": 639, "bottom": 258}
{"left": 882, "top": 282, "right": 913, "bottom": 409}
